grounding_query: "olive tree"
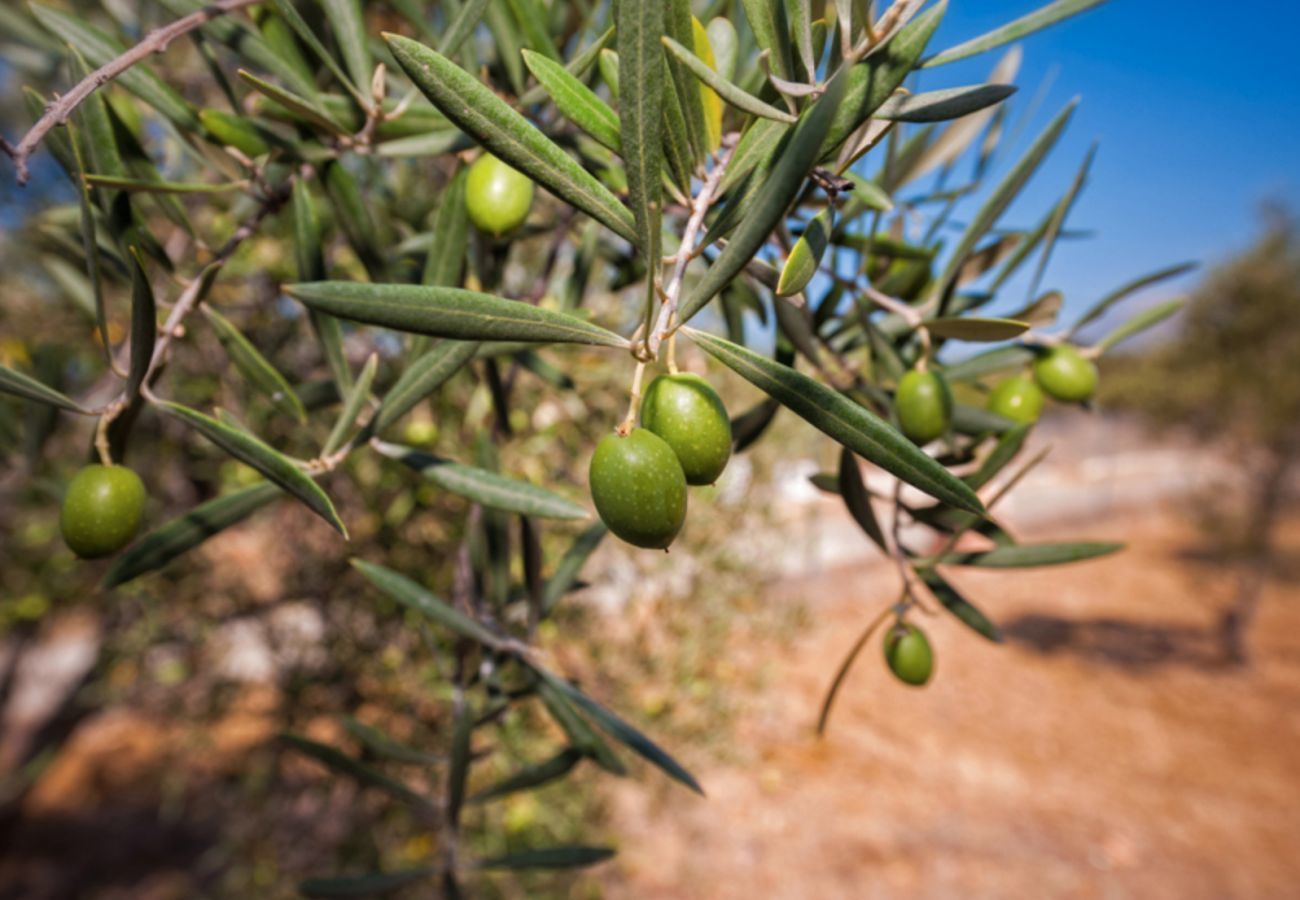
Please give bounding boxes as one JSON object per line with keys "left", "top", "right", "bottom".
{"left": 0, "top": 0, "right": 1181, "bottom": 893}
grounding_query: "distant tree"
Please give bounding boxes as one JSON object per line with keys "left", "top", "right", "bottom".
{"left": 1102, "top": 207, "right": 1300, "bottom": 663}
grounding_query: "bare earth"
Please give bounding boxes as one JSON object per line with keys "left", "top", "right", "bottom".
{"left": 601, "top": 509, "right": 1300, "bottom": 900}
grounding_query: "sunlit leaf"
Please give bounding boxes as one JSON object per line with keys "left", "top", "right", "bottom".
{"left": 662, "top": 36, "right": 796, "bottom": 123}
{"left": 351, "top": 559, "right": 503, "bottom": 647}
{"left": 923, "top": 0, "right": 1108, "bottom": 68}
{"left": 936, "top": 541, "right": 1123, "bottom": 568}
{"left": 522, "top": 49, "right": 621, "bottom": 152}
{"left": 874, "top": 84, "right": 1016, "bottom": 123}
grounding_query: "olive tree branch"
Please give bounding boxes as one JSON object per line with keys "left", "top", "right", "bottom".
{"left": 2, "top": 0, "right": 260, "bottom": 185}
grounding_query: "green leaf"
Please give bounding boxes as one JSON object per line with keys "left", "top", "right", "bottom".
{"left": 731, "top": 398, "right": 781, "bottom": 452}
{"left": 874, "top": 84, "right": 1017, "bottom": 123}
{"left": 202, "top": 305, "right": 307, "bottom": 423}
{"left": 423, "top": 167, "right": 471, "bottom": 290}
{"left": 776, "top": 208, "right": 833, "bottom": 297}
{"left": 300, "top": 869, "right": 435, "bottom": 898}
{"left": 286, "top": 282, "right": 629, "bottom": 348}
{"left": 522, "top": 49, "right": 621, "bottom": 152}
{"left": 322, "top": 353, "right": 377, "bottom": 456}
{"left": 964, "top": 423, "right": 1031, "bottom": 490}
{"left": 661, "top": 36, "right": 796, "bottom": 123}
{"left": 384, "top": 35, "right": 639, "bottom": 246}
{"left": 0, "top": 365, "right": 85, "bottom": 413}
{"left": 533, "top": 666, "right": 703, "bottom": 795}
{"left": 687, "top": 329, "right": 984, "bottom": 514}
{"left": 543, "top": 522, "right": 608, "bottom": 615}
{"left": 535, "top": 681, "right": 627, "bottom": 775}
{"left": 741, "top": 0, "right": 793, "bottom": 81}
{"left": 438, "top": 0, "right": 491, "bottom": 55}
{"left": 1023, "top": 142, "right": 1097, "bottom": 300}
{"left": 680, "top": 69, "right": 848, "bottom": 324}
{"left": 617, "top": 0, "right": 665, "bottom": 269}
{"left": 82, "top": 174, "right": 244, "bottom": 194}
{"left": 292, "top": 178, "right": 351, "bottom": 393}
{"left": 477, "top": 846, "right": 616, "bottom": 871}
{"left": 931, "top": 100, "right": 1077, "bottom": 307}
{"left": 340, "top": 716, "right": 444, "bottom": 765}
{"left": 268, "top": 0, "right": 367, "bottom": 105}
{"left": 236, "top": 69, "right": 347, "bottom": 136}
{"left": 838, "top": 446, "right": 887, "bottom": 551}
{"left": 519, "top": 25, "right": 616, "bottom": 106}
{"left": 918, "top": 568, "right": 1002, "bottom": 642}
{"left": 942, "top": 345, "right": 1035, "bottom": 382}
{"left": 470, "top": 748, "right": 583, "bottom": 803}
{"left": 366, "top": 340, "right": 478, "bottom": 437}
{"left": 926, "top": 317, "right": 1029, "bottom": 342}
{"left": 321, "top": 0, "right": 371, "bottom": 92}
{"left": 665, "top": 1, "right": 710, "bottom": 157}
{"left": 1095, "top": 298, "right": 1184, "bottom": 352}
{"left": 157, "top": 402, "right": 347, "bottom": 536}
{"left": 124, "top": 249, "right": 155, "bottom": 399}
{"left": 506, "top": 0, "right": 559, "bottom": 61}
{"left": 29, "top": 5, "right": 198, "bottom": 129}
{"left": 351, "top": 559, "right": 503, "bottom": 647}
{"left": 1071, "top": 262, "right": 1197, "bottom": 334}
{"left": 102, "top": 482, "right": 282, "bottom": 588}
{"left": 65, "top": 122, "right": 110, "bottom": 371}
{"left": 447, "top": 701, "right": 473, "bottom": 826}
{"left": 937, "top": 542, "right": 1123, "bottom": 568}
{"left": 374, "top": 441, "right": 589, "bottom": 520}
{"left": 923, "top": 0, "right": 1108, "bottom": 68}
{"left": 281, "top": 733, "right": 434, "bottom": 812}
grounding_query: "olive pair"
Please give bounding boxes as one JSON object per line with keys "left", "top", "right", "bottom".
{"left": 589, "top": 374, "right": 731, "bottom": 550}
{"left": 988, "top": 345, "right": 1098, "bottom": 424}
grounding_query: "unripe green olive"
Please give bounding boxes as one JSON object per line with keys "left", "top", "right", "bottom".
{"left": 987, "top": 374, "right": 1045, "bottom": 424}
{"left": 894, "top": 369, "right": 952, "bottom": 445}
{"left": 198, "top": 108, "right": 269, "bottom": 157}
{"left": 465, "top": 153, "right": 535, "bottom": 237}
{"left": 883, "top": 623, "right": 933, "bottom": 686}
{"left": 1033, "top": 345, "right": 1098, "bottom": 403}
{"left": 60, "top": 464, "right": 147, "bottom": 559}
{"left": 639, "top": 373, "right": 732, "bottom": 485}
{"left": 589, "top": 428, "right": 687, "bottom": 549}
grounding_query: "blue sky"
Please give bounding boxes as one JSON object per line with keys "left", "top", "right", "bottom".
{"left": 917, "top": 0, "right": 1300, "bottom": 332}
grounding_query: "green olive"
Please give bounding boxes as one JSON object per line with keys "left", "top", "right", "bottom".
{"left": 589, "top": 428, "right": 687, "bottom": 549}
{"left": 198, "top": 108, "right": 269, "bottom": 157}
{"left": 60, "top": 464, "right": 147, "bottom": 559}
{"left": 639, "top": 373, "right": 732, "bottom": 485}
{"left": 987, "top": 374, "right": 1045, "bottom": 424}
{"left": 1033, "top": 345, "right": 1098, "bottom": 403}
{"left": 883, "top": 623, "right": 933, "bottom": 686}
{"left": 465, "top": 153, "right": 535, "bottom": 237}
{"left": 894, "top": 369, "right": 952, "bottom": 445}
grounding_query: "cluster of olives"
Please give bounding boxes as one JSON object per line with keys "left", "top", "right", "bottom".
{"left": 590, "top": 373, "right": 732, "bottom": 549}
{"left": 987, "top": 344, "right": 1098, "bottom": 424}
{"left": 60, "top": 464, "right": 147, "bottom": 559}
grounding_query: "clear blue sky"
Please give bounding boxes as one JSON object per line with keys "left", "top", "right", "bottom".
{"left": 918, "top": 0, "right": 1300, "bottom": 331}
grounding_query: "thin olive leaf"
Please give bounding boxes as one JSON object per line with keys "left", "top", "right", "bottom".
{"left": 535, "top": 681, "right": 627, "bottom": 775}
{"left": 158, "top": 402, "right": 347, "bottom": 536}
{"left": 741, "top": 0, "right": 793, "bottom": 81}
{"left": 29, "top": 5, "right": 198, "bottom": 129}
{"left": 617, "top": 0, "right": 665, "bottom": 269}
{"left": 446, "top": 702, "right": 473, "bottom": 826}
{"left": 522, "top": 49, "right": 621, "bottom": 152}
{"left": 838, "top": 447, "right": 887, "bottom": 551}
{"left": 423, "top": 167, "right": 470, "bottom": 288}
{"left": 102, "top": 482, "right": 281, "bottom": 588}
{"left": 923, "top": 0, "right": 1108, "bottom": 68}
{"left": 350, "top": 558, "right": 503, "bottom": 647}
{"left": 543, "top": 521, "right": 609, "bottom": 614}
{"left": 299, "top": 869, "right": 436, "bottom": 898}
{"left": 943, "top": 345, "right": 1036, "bottom": 382}
{"left": 1095, "top": 298, "right": 1184, "bottom": 352}
{"left": 83, "top": 174, "right": 244, "bottom": 194}
{"left": 937, "top": 542, "right": 1123, "bottom": 568}
{"left": 667, "top": 1, "right": 710, "bottom": 157}
{"left": 519, "top": 26, "right": 616, "bottom": 106}
{"left": 507, "top": 0, "right": 560, "bottom": 61}
{"left": 366, "top": 340, "right": 479, "bottom": 437}
{"left": 874, "top": 84, "right": 1017, "bottom": 123}
{"left": 287, "top": 282, "right": 628, "bottom": 348}
{"left": 292, "top": 178, "right": 351, "bottom": 392}
{"left": 321, "top": 0, "right": 371, "bottom": 92}
{"left": 533, "top": 666, "right": 704, "bottom": 795}
{"left": 323, "top": 353, "right": 377, "bottom": 456}
{"left": 1025, "top": 142, "right": 1097, "bottom": 301}
{"left": 236, "top": 69, "right": 347, "bottom": 136}
{"left": 661, "top": 37, "right": 796, "bottom": 123}
{"left": 1070, "top": 262, "right": 1197, "bottom": 335}
{"left": 476, "top": 847, "right": 616, "bottom": 871}
{"left": 374, "top": 441, "right": 588, "bottom": 520}
{"left": 964, "top": 423, "right": 1031, "bottom": 490}
{"left": 438, "top": 0, "right": 491, "bottom": 55}
{"left": 680, "top": 69, "right": 847, "bottom": 324}
{"left": 931, "top": 100, "right": 1077, "bottom": 307}
{"left": 687, "top": 330, "right": 984, "bottom": 514}
{"left": 469, "top": 748, "right": 583, "bottom": 804}
{"left": 383, "top": 35, "right": 639, "bottom": 246}
{"left": 268, "top": 0, "right": 368, "bottom": 105}
{"left": 777, "top": 208, "right": 833, "bottom": 297}
{"left": 0, "top": 364, "right": 85, "bottom": 413}
{"left": 926, "top": 317, "right": 1029, "bottom": 342}
{"left": 202, "top": 306, "right": 307, "bottom": 423}
{"left": 281, "top": 733, "right": 435, "bottom": 812}
{"left": 66, "top": 123, "right": 111, "bottom": 372}
{"left": 918, "top": 568, "right": 1002, "bottom": 642}
{"left": 341, "top": 716, "right": 445, "bottom": 766}
{"left": 125, "top": 248, "right": 156, "bottom": 399}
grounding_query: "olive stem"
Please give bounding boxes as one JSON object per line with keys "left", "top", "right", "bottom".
{"left": 93, "top": 407, "right": 117, "bottom": 466}
{"left": 666, "top": 330, "right": 679, "bottom": 374}
{"left": 646, "top": 134, "right": 739, "bottom": 360}
{"left": 617, "top": 360, "right": 646, "bottom": 436}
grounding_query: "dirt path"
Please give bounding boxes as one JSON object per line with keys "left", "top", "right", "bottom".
{"left": 600, "top": 509, "right": 1300, "bottom": 899}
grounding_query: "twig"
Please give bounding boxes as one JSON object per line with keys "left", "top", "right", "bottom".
{"left": 645, "top": 134, "right": 739, "bottom": 359}
{"left": 2, "top": 0, "right": 260, "bottom": 185}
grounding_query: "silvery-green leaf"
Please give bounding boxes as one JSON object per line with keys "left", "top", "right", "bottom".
{"left": 236, "top": 69, "right": 347, "bottom": 136}
{"left": 918, "top": 568, "right": 1002, "bottom": 642}
{"left": 874, "top": 84, "right": 1016, "bottom": 123}
{"left": 322, "top": 353, "right": 377, "bottom": 455}
{"left": 617, "top": 0, "right": 665, "bottom": 267}
{"left": 0, "top": 364, "right": 87, "bottom": 413}
{"left": 662, "top": 36, "right": 797, "bottom": 123}
{"left": 923, "top": 0, "right": 1108, "bottom": 68}
{"left": 542, "top": 521, "right": 608, "bottom": 614}
{"left": 741, "top": 0, "right": 793, "bottom": 81}
{"left": 292, "top": 178, "right": 351, "bottom": 392}
{"left": 202, "top": 305, "right": 307, "bottom": 423}
{"left": 321, "top": 0, "right": 371, "bottom": 91}
{"left": 351, "top": 559, "right": 502, "bottom": 647}
{"left": 366, "top": 340, "right": 478, "bottom": 437}
{"left": 125, "top": 248, "right": 155, "bottom": 399}
{"left": 438, "top": 0, "right": 491, "bottom": 55}
{"left": 943, "top": 345, "right": 1036, "bottom": 382}
{"left": 268, "top": 0, "right": 367, "bottom": 104}
{"left": 937, "top": 542, "right": 1123, "bottom": 568}
{"left": 1071, "top": 262, "right": 1197, "bottom": 335}
{"left": 519, "top": 25, "right": 615, "bottom": 106}
{"left": 522, "top": 49, "right": 621, "bottom": 152}
{"left": 1095, "top": 298, "right": 1184, "bottom": 352}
